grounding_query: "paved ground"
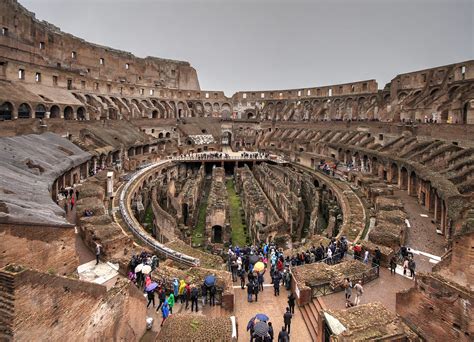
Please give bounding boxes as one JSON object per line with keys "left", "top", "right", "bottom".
{"left": 233, "top": 268, "right": 311, "bottom": 341}
{"left": 393, "top": 190, "right": 446, "bottom": 256}
{"left": 322, "top": 268, "right": 414, "bottom": 313}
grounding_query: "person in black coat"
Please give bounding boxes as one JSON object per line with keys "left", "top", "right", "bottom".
{"left": 288, "top": 293, "right": 296, "bottom": 314}
{"left": 278, "top": 327, "right": 289, "bottom": 342}
{"left": 283, "top": 307, "right": 293, "bottom": 335}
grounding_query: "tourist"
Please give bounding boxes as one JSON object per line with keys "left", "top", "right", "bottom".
{"left": 258, "top": 272, "right": 265, "bottom": 292}
{"left": 160, "top": 300, "right": 170, "bottom": 327}
{"left": 278, "top": 327, "right": 289, "bottom": 342}
{"left": 156, "top": 288, "right": 166, "bottom": 312}
{"left": 184, "top": 282, "right": 191, "bottom": 309}
{"left": 239, "top": 269, "right": 246, "bottom": 289}
{"left": 191, "top": 286, "right": 199, "bottom": 312}
{"left": 201, "top": 283, "right": 207, "bottom": 305}
{"left": 288, "top": 293, "right": 296, "bottom": 314}
{"left": 403, "top": 257, "right": 409, "bottom": 276}
{"left": 209, "top": 285, "right": 216, "bottom": 306}
{"left": 172, "top": 278, "right": 179, "bottom": 299}
{"left": 273, "top": 275, "right": 280, "bottom": 296}
{"left": 283, "top": 307, "right": 293, "bottom": 335}
{"left": 343, "top": 277, "right": 352, "bottom": 302}
{"left": 95, "top": 242, "right": 101, "bottom": 265}
{"left": 390, "top": 255, "right": 397, "bottom": 275}
{"left": 267, "top": 322, "right": 274, "bottom": 341}
{"left": 146, "top": 290, "right": 155, "bottom": 308}
{"left": 167, "top": 292, "right": 175, "bottom": 314}
{"left": 354, "top": 281, "right": 364, "bottom": 305}
{"left": 253, "top": 279, "right": 260, "bottom": 302}
{"left": 178, "top": 279, "right": 186, "bottom": 304}
{"left": 409, "top": 258, "right": 416, "bottom": 278}
{"left": 363, "top": 250, "right": 369, "bottom": 264}
{"left": 75, "top": 189, "right": 80, "bottom": 200}
{"left": 247, "top": 282, "right": 253, "bottom": 302}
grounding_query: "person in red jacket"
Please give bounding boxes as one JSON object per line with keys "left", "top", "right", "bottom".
{"left": 185, "top": 283, "right": 191, "bottom": 309}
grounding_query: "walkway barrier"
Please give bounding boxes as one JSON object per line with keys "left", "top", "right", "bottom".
{"left": 119, "top": 160, "right": 200, "bottom": 267}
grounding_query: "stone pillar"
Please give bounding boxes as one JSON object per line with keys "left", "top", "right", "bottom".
{"left": 440, "top": 200, "right": 446, "bottom": 234}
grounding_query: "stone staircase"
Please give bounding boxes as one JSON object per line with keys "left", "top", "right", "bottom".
{"left": 0, "top": 270, "right": 15, "bottom": 341}
{"left": 299, "top": 298, "right": 325, "bottom": 342}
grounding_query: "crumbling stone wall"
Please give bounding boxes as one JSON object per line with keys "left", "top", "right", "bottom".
{"left": 206, "top": 167, "right": 230, "bottom": 245}
{"left": 235, "top": 165, "right": 282, "bottom": 244}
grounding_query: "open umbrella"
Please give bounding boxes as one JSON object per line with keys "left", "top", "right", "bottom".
{"left": 253, "top": 261, "right": 265, "bottom": 273}
{"left": 249, "top": 255, "right": 260, "bottom": 264}
{"left": 255, "top": 313, "right": 269, "bottom": 322}
{"left": 253, "top": 321, "right": 269, "bottom": 337}
{"left": 204, "top": 275, "right": 216, "bottom": 287}
{"left": 246, "top": 317, "right": 256, "bottom": 331}
{"left": 134, "top": 264, "right": 143, "bottom": 273}
{"left": 145, "top": 282, "right": 159, "bottom": 292}
{"left": 142, "top": 265, "right": 152, "bottom": 274}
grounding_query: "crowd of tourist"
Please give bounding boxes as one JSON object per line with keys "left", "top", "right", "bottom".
{"left": 127, "top": 251, "right": 219, "bottom": 327}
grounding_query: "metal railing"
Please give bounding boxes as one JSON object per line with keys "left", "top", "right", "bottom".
{"left": 119, "top": 160, "right": 200, "bottom": 267}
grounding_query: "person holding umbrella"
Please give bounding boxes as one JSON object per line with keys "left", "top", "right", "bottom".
{"left": 253, "top": 321, "right": 270, "bottom": 341}
{"left": 146, "top": 289, "right": 155, "bottom": 308}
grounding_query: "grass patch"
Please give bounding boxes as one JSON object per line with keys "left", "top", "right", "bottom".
{"left": 143, "top": 205, "right": 154, "bottom": 233}
{"left": 192, "top": 180, "right": 209, "bottom": 246}
{"left": 226, "top": 179, "right": 247, "bottom": 246}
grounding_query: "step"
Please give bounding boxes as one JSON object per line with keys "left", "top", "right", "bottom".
{"left": 300, "top": 305, "right": 318, "bottom": 342}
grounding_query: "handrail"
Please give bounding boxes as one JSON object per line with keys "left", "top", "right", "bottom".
{"left": 119, "top": 160, "right": 200, "bottom": 267}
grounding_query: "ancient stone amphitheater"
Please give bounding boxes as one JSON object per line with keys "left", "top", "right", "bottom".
{"left": 0, "top": 1, "right": 472, "bottom": 341}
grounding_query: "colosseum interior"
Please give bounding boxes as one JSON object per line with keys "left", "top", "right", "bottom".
{"left": 0, "top": 0, "right": 473, "bottom": 341}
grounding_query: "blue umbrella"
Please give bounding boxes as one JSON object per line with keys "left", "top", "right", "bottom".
{"left": 247, "top": 317, "right": 256, "bottom": 331}
{"left": 255, "top": 313, "right": 269, "bottom": 322}
{"left": 204, "top": 275, "right": 216, "bottom": 287}
{"left": 145, "top": 282, "right": 158, "bottom": 292}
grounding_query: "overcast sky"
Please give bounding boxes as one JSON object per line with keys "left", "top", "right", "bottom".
{"left": 21, "top": 0, "right": 473, "bottom": 96}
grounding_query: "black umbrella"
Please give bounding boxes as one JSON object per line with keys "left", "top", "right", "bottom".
{"left": 249, "top": 255, "right": 260, "bottom": 265}
{"left": 253, "top": 321, "right": 269, "bottom": 337}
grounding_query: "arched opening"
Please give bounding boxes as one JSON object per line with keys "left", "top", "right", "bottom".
{"left": 390, "top": 163, "right": 399, "bottom": 184}
{"left": 314, "top": 179, "right": 320, "bottom": 188}
{"left": 158, "top": 132, "right": 164, "bottom": 139}
{"left": 77, "top": 106, "right": 86, "bottom": 120}
{"left": 35, "top": 104, "right": 46, "bottom": 119}
{"left": 247, "top": 112, "right": 255, "bottom": 120}
{"left": 18, "top": 103, "right": 31, "bottom": 119}
{"left": 212, "top": 225, "right": 223, "bottom": 243}
{"left": 0, "top": 102, "right": 13, "bottom": 121}
{"left": 50, "top": 105, "right": 60, "bottom": 118}
{"left": 222, "top": 131, "right": 232, "bottom": 145}
{"left": 165, "top": 132, "right": 171, "bottom": 138}
{"left": 108, "top": 108, "right": 118, "bottom": 120}
{"left": 409, "top": 171, "right": 418, "bottom": 197}
{"left": 400, "top": 167, "right": 408, "bottom": 190}
{"left": 64, "top": 106, "right": 74, "bottom": 120}
{"left": 462, "top": 102, "right": 469, "bottom": 124}
{"left": 152, "top": 110, "right": 158, "bottom": 119}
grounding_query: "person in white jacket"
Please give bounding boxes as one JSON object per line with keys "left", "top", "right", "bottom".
{"left": 354, "top": 281, "right": 364, "bottom": 305}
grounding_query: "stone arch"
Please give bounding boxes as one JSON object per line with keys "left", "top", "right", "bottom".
{"left": 390, "top": 163, "right": 399, "bottom": 184}
{"left": 152, "top": 110, "right": 159, "bottom": 119}
{"left": 35, "top": 104, "right": 47, "bottom": 119}
{"left": 409, "top": 170, "right": 418, "bottom": 196}
{"left": 429, "top": 88, "right": 440, "bottom": 97}
{"left": 50, "top": 105, "right": 60, "bottom": 118}
{"left": 0, "top": 102, "right": 13, "bottom": 120}
{"left": 77, "top": 106, "right": 86, "bottom": 120}
{"left": 400, "top": 167, "right": 408, "bottom": 190}
{"left": 221, "top": 102, "right": 232, "bottom": 119}
{"left": 18, "top": 103, "right": 31, "bottom": 119}
{"left": 212, "top": 225, "right": 223, "bottom": 243}
{"left": 204, "top": 102, "right": 212, "bottom": 117}
{"left": 64, "top": 106, "right": 74, "bottom": 120}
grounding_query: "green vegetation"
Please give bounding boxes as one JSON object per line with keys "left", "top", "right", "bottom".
{"left": 193, "top": 180, "right": 210, "bottom": 246}
{"left": 143, "top": 205, "right": 154, "bottom": 233}
{"left": 226, "top": 179, "right": 247, "bottom": 246}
